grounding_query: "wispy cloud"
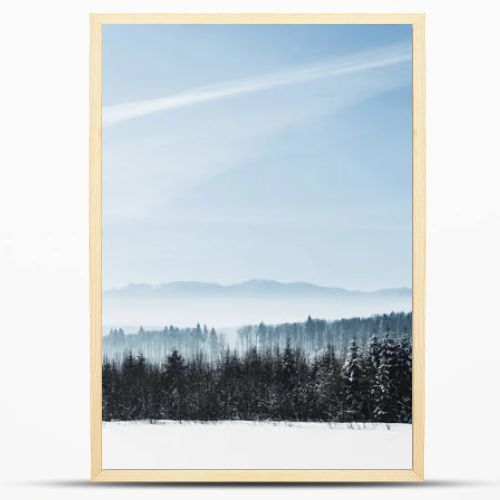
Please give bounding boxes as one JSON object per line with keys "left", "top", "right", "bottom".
{"left": 103, "top": 42, "right": 411, "bottom": 126}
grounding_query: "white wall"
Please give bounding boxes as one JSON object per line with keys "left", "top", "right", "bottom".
{"left": 1, "top": 1, "right": 499, "bottom": 499}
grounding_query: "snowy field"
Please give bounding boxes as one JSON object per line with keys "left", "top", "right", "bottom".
{"left": 103, "top": 420, "right": 412, "bottom": 470}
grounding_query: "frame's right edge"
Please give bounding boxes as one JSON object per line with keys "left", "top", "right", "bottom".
{"left": 412, "top": 13, "right": 426, "bottom": 481}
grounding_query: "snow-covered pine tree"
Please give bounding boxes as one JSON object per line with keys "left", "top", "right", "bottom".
{"left": 373, "top": 336, "right": 399, "bottom": 422}
{"left": 282, "top": 340, "right": 297, "bottom": 385}
{"left": 102, "top": 358, "right": 113, "bottom": 421}
{"left": 163, "top": 349, "right": 186, "bottom": 420}
{"left": 396, "top": 336, "right": 412, "bottom": 423}
{"left": 315, "top": 344, "right": 342, "bottom": 420}
{"left": 342, "top": 339, "right": 364, "bottom": 421}
{"left": 280, "top": 340, "right": 298, "bottom": 419}
{"left": 364, "top": 335, "right": 382, "bottom": 420}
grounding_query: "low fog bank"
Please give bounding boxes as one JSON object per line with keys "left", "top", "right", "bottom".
{"left": 103, "top": 294, "right": 411, "bottom": 335}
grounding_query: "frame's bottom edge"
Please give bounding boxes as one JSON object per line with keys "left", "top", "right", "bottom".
{"left": 91, "top": 468, "right": 423, "bottom": 482}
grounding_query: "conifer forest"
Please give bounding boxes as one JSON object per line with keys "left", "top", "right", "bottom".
{"left": 102, "top": 312, "right": 412, "bottom": 423}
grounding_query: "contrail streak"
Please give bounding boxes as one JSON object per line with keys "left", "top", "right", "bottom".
{"left": 103, "top": 43, "right": 411, "bottom": 126}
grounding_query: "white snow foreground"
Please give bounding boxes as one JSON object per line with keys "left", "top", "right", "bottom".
{"left": 102, "top": 420, "right": 412, "bottom": 470}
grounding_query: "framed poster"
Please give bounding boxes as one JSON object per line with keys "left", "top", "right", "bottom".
{"left": 90, "top": 13, "right": 425, "bottom": 482}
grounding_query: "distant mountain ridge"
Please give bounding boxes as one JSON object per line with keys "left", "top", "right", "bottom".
{"left": 104, "top": 279, "right": 411, "bottom": 298}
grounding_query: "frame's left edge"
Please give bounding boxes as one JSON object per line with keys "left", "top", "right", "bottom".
{"left": 90, "top": 13, "right": 103, "bottom": 480}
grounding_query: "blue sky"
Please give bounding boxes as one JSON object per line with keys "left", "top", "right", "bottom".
{"left": 102, "top": 24, "right": 412, "bottom": 290}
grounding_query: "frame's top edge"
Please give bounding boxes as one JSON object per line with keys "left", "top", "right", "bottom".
{"left": 89, "top": 12, "right": 425, "bottom": 25}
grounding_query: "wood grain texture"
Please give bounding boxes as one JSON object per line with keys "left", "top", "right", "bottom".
{"left": 89, "top": 12, "right": 425, "bottom": 482}
{"left": 89, "top": 14, "right": 102, "bottom": 480}
{"left": 89, "top": 13, "right": 424, "bottom": 24}
{"left": 93, "top": 469, "right": 422, "bottom": 482}
{"left": 411, "top": 14, "right": 426, "bottom": 481}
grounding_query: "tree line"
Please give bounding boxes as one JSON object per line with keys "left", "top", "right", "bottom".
{"left": 103, "top": 312, "right": 411, "bottom": 364}
{"left": 103, "top": 334, "right": 412, "bottom": 423}
{"left": 103, "top": 323, "right": 222, "bottom": 364}
{"left": 237, "top": 311, "right": 411, "bottom": 355}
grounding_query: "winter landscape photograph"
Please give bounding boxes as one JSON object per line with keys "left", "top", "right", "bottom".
{"left": 101, "top": 23, "right": 413, "bottom": 470}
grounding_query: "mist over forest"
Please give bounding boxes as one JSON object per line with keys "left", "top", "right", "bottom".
{"left": 103, "top": 279, "right": 411, "bottom": 329}
{"left": 103, "top": 311, "right": 411, "bottom": 363}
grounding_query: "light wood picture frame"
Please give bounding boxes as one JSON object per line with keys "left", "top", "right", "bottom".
{"left": 90, "top": 13, "right": 425, "bottom": 482}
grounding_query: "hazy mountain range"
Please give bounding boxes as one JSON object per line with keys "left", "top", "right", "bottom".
{"left": 105, "top": 279, "right": 411, "bottom": 299}
{"left": 103, "top": 280, "right": 411, "bottom": 330}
